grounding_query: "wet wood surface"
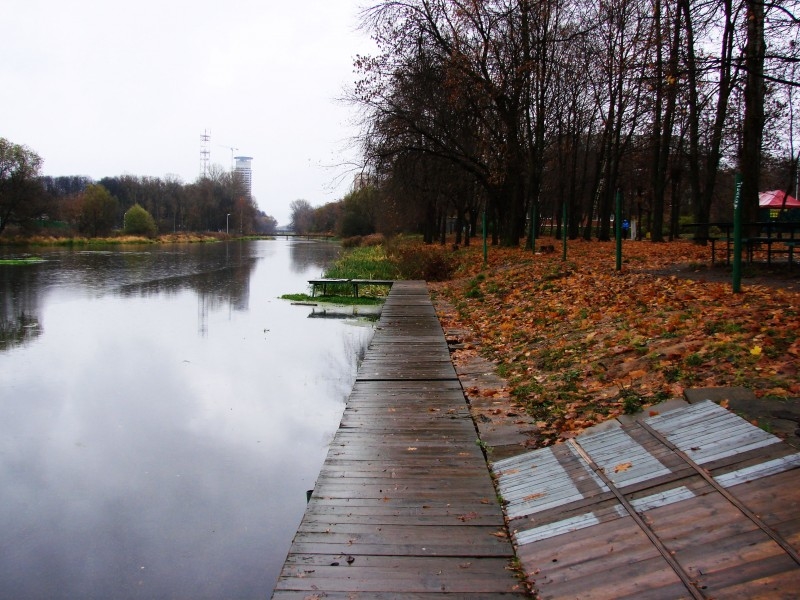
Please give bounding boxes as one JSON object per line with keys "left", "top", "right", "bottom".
{"left": 272, "top": 281, "right": 527, "bottom": 599}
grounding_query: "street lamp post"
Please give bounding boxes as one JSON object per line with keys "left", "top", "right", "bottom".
{"left": 226, "top": 213, "right": 231, "bottom": 235}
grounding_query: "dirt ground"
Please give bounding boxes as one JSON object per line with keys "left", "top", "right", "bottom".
{"left": 652, "top": 259, "right": 800, "bottom": 291}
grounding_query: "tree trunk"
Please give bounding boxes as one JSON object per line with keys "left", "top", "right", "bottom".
{"left": 740, "top": 0, "right": 766, "bottom": 229}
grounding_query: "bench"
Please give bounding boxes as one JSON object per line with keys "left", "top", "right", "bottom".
{"left": 308, "top": 279, "right": 395, "bottom": 298}
{"left": 350, "top": 279, "right": 394, "bottom": 298}
{"left": 308, "top": 279, "right": 350, "bottom": 297}
{"left": 691, "top": 237, "right": 720, "bottom": 263}
{"left": 742, "top": 237, "right": 800, "bottom": 264}
{"left": 784, "top": 240, "right": 799, "bottom": 266}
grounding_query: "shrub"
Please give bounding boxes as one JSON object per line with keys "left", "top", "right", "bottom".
{"left": 123, "top": 203, "right": 157, "bottom": 237}
{"left": 393, "top": 245, "right": 456, "bottom": 281}
{"left": 361, "top": 233, "right": 386, "bottom": 247}
{"left": 341, "top": 236, "right": 363, "bottom": 248}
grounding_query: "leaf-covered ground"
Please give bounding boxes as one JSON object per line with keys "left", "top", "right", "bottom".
{"left": 432, "top": 239, "right": 800, "bottom": 447}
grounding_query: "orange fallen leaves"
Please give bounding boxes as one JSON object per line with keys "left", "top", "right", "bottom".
{"left": 433, "top": 238, "right": 800, "bottom": 447}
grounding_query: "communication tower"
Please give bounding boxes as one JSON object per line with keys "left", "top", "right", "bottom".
{"left": 200, "top": 129, "right": 211, "bottom": 177}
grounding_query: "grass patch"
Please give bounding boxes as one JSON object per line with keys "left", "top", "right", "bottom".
{"left": 620, "top": 388, "right": 645, "bottom": 414}
{"left": 324, "top": 245, "right": 400, "bottom": 281}
{"left": 0, "top": 257, "right": 45, "bottom": 265}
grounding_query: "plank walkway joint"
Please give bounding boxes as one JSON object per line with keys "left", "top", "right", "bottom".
{"left": 273, "top": 281, "right": 528, "bottom": 599}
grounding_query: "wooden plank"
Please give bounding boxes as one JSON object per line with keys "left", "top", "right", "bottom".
{"left": 518, "top": 517, "right": 687, "bottom": 599}
{"left": 705, "top": 555, "right": 800, "bottom": 599}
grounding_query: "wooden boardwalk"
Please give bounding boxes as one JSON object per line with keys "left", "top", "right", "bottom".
{"left": 494, "top": 400, "right": 800, "bottom": 599}
{"left": 273, "top": 281, "right": 527, "bottom": 599}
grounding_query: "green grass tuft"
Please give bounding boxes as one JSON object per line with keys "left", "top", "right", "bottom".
{"left": 0, "top": 257, "right": 45, "bottom": 265}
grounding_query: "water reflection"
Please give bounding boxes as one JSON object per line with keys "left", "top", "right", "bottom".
{"left": 0, "top": 262, "right": 45, "bottom": 351}
{"left": 0, "top": 240, "right": 374, "bottom": 599}
{"left": 308, "top": 306, "right": 382, "bottom": 321}
{"left": 288, "top": 239, "right": 340, "bottom": 274}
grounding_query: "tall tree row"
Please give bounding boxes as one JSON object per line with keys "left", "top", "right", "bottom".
{"left": 22, "top": 168, "right": 273, "bottom": 236}
{"left": 354, "top": 0, "right": 800, "bottom": 245}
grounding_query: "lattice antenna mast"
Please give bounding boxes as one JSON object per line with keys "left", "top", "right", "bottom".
{"left": 200, "top": 129, "right": 211, "bottom": 177}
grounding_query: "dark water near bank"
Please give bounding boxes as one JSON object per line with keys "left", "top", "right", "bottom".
{"left": 0, "top": 240, "right": 375, "bottom": 599}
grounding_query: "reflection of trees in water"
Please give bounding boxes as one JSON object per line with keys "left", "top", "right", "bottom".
{"left": 0, "top": 244, "right": 260, "bottom": 349}
{"left": 0, "top": 312, "right": 41, "bottom": 351}
{"left": 308, "top": 307, "right": 381, "bottom": 321}
{"left": 117, "top": 256, "right": 258, "bottom": 337}
{"left": 288, "top": 241, "right": 341, "bottom": 274}
{"left": 0, "top": 266, "right": 43, "bottom": 351}
{"left": 117, "top": 261, "right": 256, "bottom": 312}
{"left": 318, "top": 326, "right": 374, "bottom": 410}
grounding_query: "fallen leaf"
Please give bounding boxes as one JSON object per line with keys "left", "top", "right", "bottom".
{"left": 523, "top": 492, "right": 546, "bottom": 501}
{"left": 614, "top": 462, "right": 633, "bottom": 473}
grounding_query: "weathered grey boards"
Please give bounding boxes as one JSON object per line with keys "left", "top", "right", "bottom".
{"left": 495, "top": 400, "right": 800, "bottom": 599}
{"left": 273, "top": 281, "right": 526, "bottom": 598}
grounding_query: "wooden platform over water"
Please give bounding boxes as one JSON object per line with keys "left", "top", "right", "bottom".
{"left": 272, "top": 281, "right": 527, "bottom": 598}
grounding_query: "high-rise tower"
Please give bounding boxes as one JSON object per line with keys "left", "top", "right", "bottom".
{"left": 234, "top": 156, "right": 253, "bottom": 199}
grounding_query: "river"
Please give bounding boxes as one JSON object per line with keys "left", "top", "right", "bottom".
{"left": 0, "top": 239, "right": 375, "bottom": 599}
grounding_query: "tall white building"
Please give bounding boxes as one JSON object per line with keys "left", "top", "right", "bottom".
{"left": 234, "top": 156, "right": 253, "bottom": 199}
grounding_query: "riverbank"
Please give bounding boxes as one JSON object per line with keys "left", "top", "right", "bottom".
{"left": 0, "top": 232, "right": 274, "bottom": 246}
{"left": 432, "top": 238, "right": 800, "bottom": 447}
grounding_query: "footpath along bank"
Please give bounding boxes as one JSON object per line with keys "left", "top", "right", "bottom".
{"left": 272, "top": 280, "right": 528, "bottom": 598}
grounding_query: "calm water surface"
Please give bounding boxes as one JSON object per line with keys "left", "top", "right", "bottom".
{"left": 0, "top": 240, "right": 375, "bottom": 599}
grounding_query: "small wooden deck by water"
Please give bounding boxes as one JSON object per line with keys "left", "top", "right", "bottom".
{"left": 272, "top": 281, "right": 527, "bottom": 599}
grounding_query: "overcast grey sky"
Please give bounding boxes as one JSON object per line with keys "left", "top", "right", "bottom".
{"left": 2, "top": 1, "right": 373, "bottom": 225}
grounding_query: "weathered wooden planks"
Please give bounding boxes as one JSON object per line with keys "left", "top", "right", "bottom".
{"left": 495, "top": 400, "right": 800, "bottom": 599}
{"left": 273, "top": 281, "right": 527, "bottom": 598}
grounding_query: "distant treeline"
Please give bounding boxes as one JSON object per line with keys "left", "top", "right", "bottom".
{"left": 33, "top": 172, "right": 277, "bottom": 236}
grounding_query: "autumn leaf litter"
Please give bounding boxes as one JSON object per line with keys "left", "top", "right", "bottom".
{"left": 433, "top": 239, "right": 800, "bottom": 447}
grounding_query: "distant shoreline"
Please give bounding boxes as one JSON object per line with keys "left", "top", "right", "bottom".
{"left": 0, "top": 233, "right": 277, "bottom": 246}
